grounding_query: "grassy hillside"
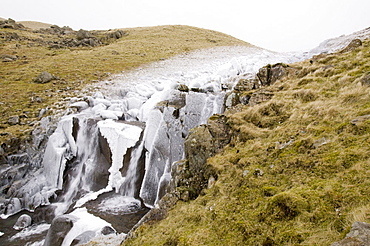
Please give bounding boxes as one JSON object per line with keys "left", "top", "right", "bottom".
{"left": 0, "top": 22, "right": 250, "bottom": 145}
{"left": 123, "top": 40, "right": 370, "bottom": 245}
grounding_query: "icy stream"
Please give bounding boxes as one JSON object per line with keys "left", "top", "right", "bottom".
{"left": 2, "top": 27, "right": 369, "bottom": 245}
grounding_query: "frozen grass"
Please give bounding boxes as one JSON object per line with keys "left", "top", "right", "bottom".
{"left": 0, "top": 24, "right": 250, "bottom": 143}
{"left": 123, "top": 40, "right": 370, "bottom": 245}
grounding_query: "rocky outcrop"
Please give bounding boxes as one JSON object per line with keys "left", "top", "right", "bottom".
{"left": 172, "top": 114, "right": 230, "bottom": 201}
{"left": 340, "top": 39, "right": 362, "bottom": 53}
{"left": 256, "top": 63, "right": 291, "bottom": 86}
{"left": 225, "top": 63, "right": 293, "bottom": 109}
{"left": 0, "top": 18, "right": 25, "bottom": 30}
{"left": 332, "top": 222, "right": 370, "bottom": 246}
{"left": 44, "top": 27, "right": 127, "bottom": 48}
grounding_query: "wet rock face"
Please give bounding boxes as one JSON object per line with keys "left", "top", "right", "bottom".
{"left": 332, "top": 222, "right": 370, "bottom": 246}
{"left": 43, "top": 214, "right": 77, "bottom": 246}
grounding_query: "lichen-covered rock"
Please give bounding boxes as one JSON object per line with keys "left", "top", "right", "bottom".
{"left": 331, "top": 222, "right": 370, "bottom": 246}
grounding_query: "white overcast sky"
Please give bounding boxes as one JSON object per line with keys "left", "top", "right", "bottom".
{"left": 1, "top": 0, "right": 370, "bottom": 52}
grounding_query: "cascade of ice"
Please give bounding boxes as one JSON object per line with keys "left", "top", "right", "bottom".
{"left": 53, "top": 116, "right": 103, "bottom": 215}
{"left": 120, "top": 140, "right": 145, "bottom": 198}
{"left": 97, "top": 120, "right": 143, "bottom": 191}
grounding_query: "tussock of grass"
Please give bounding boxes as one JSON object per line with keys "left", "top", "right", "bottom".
{"left": 0, "top": 24, "right": 250, "bottom": 144}
{"left": 124, "top": 40, "right": 370, "bottom": 245}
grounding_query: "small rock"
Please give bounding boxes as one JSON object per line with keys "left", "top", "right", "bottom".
{"left": 1, "top": 54, "right": 18, "bottom": 62}
{"left": 180, "top": 190, "right": 190, "bottom": 202}
{"left": 39, "top": 108, "right": 47, "bottom": 118}
{"left": 70, "top": 101, "right": 89, "bottom": 111}
{"left": 253, "top": 169, "right": 264, "bottom": 176}
{"left": 360, "top": 73, "right": 370, "bottom": 87}
{"left": 34, "top": 71, "right": 56, "bottom": 84}
{"left": 8, "top": 115, "right": 20, "bottom": 125}
{"left": 13, "top": 214, "right": 32, "bottom": 230}
{"left": 243, "top": 170, "right": 250, "bottom": 177}
{"left": 101, "top": 226, "right": 116, "bottom": 235}
{"left": 207, "top": 176, "right": 216, "bottom": 189}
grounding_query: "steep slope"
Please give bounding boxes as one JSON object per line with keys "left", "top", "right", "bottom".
{"left": 0, "top": 20, "right": 251, "bottom": 158}
{"left": 123, "top": 40, "right": 370, "bottom": 245}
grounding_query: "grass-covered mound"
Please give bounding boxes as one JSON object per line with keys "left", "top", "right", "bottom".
{"left": 0, "top": 21, "right": 249, "bottom": 145}
{"left": 123, "top": 40, "right": 370, "bottom": 245}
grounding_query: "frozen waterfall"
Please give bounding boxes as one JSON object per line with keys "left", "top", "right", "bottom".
{"left": 1, "top": 46, "right": 310, "bottom": 245}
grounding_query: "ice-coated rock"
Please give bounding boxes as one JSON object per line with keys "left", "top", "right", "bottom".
{"left": 93, "top": 98, "right": 112, "bottom": 107}
{"left": 43, "top": 214, "right": 77, "bottom": 246}
{"left": 92, "top": 103, "right": 107, "bottom": 114}
{"left": 98, "top": 110, "right": 119, "bottom": 120}
{"left": 70, "top": 101, "right": 89, "bottom": 111}
{"left": 13, "top": 214, "right": 32, "bottom": 230}
{"left": 93, "top": 91, "right": 104, "bottom": 99}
